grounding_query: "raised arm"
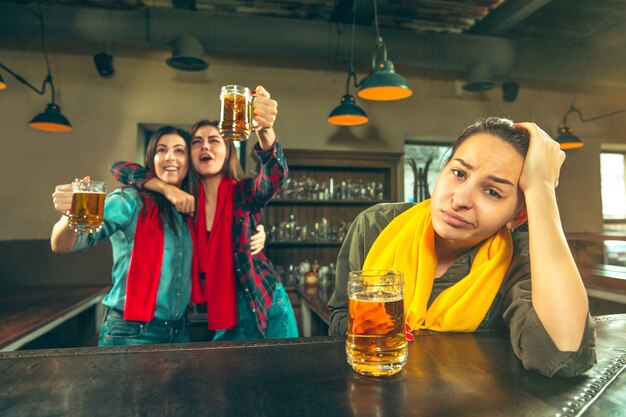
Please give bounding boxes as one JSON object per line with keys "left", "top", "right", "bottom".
{"left": 245, "top": 141, "right": 288, "bottom": 209}
{"left": 516, "top": 122, "right": 589, "bottom": 352}
{"left": 252, "top": 85, "right": 278, "bottom": 151}
{"left": 110, "top": 161, "right": 195, "bottom": 215}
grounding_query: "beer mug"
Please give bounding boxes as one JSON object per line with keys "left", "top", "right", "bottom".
{"left": 346, "top": 270, "right": 407, "bottom": 377}
{"left": 66, "top": 179, "right": 106, "bottom": 233}
{"left": 218, "top": 85, "right": 255, "bottom": 141}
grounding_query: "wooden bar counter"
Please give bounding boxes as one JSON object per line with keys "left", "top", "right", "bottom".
{"left": 1, "top": 315, "right": 625, "bottom": 417}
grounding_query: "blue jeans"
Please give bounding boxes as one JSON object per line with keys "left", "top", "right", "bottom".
{"left": 98, "top": 309, "right": 190, "bottom": 347}
{"left": 213, "top": 282, "right": 299, "bottom": 341}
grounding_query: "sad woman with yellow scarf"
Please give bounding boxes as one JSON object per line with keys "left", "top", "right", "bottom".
{"left": 328, "top": 118, "right": 596, "bottom": 377}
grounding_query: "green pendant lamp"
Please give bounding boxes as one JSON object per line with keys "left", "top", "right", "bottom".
{"left": 29, "top": 102, "right": 73, "bottom": 132}
{"left": 328, "top": 92, "right": 369, "bottom": 126}
{"left": 555, "top": 126, "right": 584, "bottom": 150}
{"left": 556, "top": 105, "right": 585, "bottom": 150}
{"left": 556, "top": 105, "right": 626, "bottom": 151}
{"left": 357, "top": 0, "right": 412, "bottom": 101}
{"left": 358, "top": 47, "right": 412, "bottom": 101}
{"left": 0, "top": 5, "right": 73, "bottom": 133}
{"left": 327, "top": 0, "right": 368, "bottom": 126}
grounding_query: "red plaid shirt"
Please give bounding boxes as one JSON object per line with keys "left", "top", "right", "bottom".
{"left": 110, "top": 141, "right": 288, "bottom": 336}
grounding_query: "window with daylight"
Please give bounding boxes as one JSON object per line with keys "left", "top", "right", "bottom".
{"left": 600, "top": 151, "right": 626, "bottom": 226}
{"left": 403, "top": 141, "right": 451, "bottom": 203}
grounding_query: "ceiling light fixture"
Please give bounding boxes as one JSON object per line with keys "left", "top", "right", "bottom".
{"left": 357, "top": 0, "right": 412, "bottom": 101}
{"left": 556, "top": 105, "right": 625, "bottom": 150}
{"left": 0, "top": 2, "right": 72, "bottom": 132}
{"left": 463, "top": 63, "right": 497, "bottom": 92}
{"left": 166, "top": 35, "right": 208, "bottom": 72}
{"left": 328, "top": 0, "right": 368, "bottom": 126}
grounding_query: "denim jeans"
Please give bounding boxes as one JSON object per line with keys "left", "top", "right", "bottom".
{"left": 98, "top": 309, "right": 190, "bottom": 347}
{"left": 213, "top": 282, "right": 299, "bottom": 341}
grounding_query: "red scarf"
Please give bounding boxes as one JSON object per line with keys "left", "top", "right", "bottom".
{"left": 124, "top": 198, "right": 165, "bottom": 321}
{"left": 192, "top": 177, "right": 238, "bottom": 330}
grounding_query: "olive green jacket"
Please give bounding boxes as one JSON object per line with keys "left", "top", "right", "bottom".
{"left": 328, "top": 202, "right": 596, "bottom": 377}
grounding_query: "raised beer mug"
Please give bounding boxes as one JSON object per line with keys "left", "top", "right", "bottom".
{"left": 346, "top": 270, "right": 407, "bottom": 377}
{"left": 66, "top": 179, "right": 106, "bottom": 233}
{"left": 218, "top": 85, "right": 255, "bottom": 141}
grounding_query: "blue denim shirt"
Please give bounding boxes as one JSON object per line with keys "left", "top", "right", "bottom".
{"left": 73, "top": 188, "right": 193, "bottom": 321}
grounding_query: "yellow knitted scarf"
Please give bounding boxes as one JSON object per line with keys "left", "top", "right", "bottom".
{"left": 363, "top": 199, "right": 513, "bottom": 332}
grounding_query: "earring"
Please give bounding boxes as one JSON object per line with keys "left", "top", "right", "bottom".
{"left": 509, "top": 226, "right": 516, "bottom": 233}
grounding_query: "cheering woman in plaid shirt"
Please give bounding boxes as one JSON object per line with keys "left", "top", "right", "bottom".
{"left": 111, "top": 85, "right": 298, "bottom": 340}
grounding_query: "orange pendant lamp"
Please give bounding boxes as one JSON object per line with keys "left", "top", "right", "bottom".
{"left": 357, "top": 0, "right": 412, "bottom": 102}
{"left": 556, "top": 105, "right": 625, "bottom": 150}
{"left": 328, "top": 70, "right": 369, "bottom": 126}
{"left": 0, "top": 5, "right": 73, "bottom": 133}
{"left": 327, "top": 0, "right": 368, "bottom": 126}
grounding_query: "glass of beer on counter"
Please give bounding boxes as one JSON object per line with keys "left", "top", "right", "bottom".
{"left": 346, "top": 270, "right": 407, "bottom": 377}
{"left": 218, "top": 85, "right": 255, "bottom": 141}
{"left": 66, "top": 179, "right": 106, "bottom": 233}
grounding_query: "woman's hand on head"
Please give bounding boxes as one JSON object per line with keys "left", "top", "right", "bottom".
{"left": 252, "top": 85, "right": 278, "bottom": 132}
{"left": 52, "top": 176, "right": 89, "bottom": 215}
{"left": 250, "top": 224, "right": 266, "bottom": 255}
{"left": 163, "top": 187, "right": 195, "bottom": 216}
{"left": 516, "top": 122, "right": 565, "bottom": 194}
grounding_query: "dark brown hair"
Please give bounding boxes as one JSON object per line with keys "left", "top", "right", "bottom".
{"left": 185, "top": 120, "right": 245, "bottom": 201}
{"left": 445, "top": 117, "right": 530, "bottom": 164}
{"left": 190, "top": 119, "right": 245, "bottom": 182}
{"left": 140, "top": 125, "right": 192, "bottom": 233}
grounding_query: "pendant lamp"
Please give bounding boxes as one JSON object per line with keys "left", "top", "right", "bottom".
{"left": 556, "top": 105, "right": 625, "bottom": 150}
{"left": 166, "top": 35, "right": 208, "bottom": 72}
{"left": 29, "top": 102, "right": 73, "bottom": 132}
{"left": 328, "top": 0, "right": 368, "bottom": 126}
{"left": 0, "top": 66, "right": 73, "bottom": 133}
{"left": 462, "top": 63, "right": 497, "bottom": 92}
{"left": 328, "top": 72, "right": 368, "bottom": 126}
{"left": 555, "top": 126, "right": 584, "bottom": 150}
{"left": 357, "top": 0, "right": 412, "bottom": 101}
{"left": 0, "top": 4, "right": 73, "bottom": 132}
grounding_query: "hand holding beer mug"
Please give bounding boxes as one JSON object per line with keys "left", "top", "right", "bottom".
{"left": 218, "top": 85, "right": 255, "bottom": 141}
{"left": 346, "top": 270, "right": 407, "bottom": 377}
{"left": 65, "top": 178, "right": 106, "bottom": 232}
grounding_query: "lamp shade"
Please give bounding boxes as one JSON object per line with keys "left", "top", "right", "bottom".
{"left": 29, "top": 103, "right": 73, "bottom": 132}
{"left": 166, "top": 36, "right": 208, "bottom": 71}
{"left": 328, "top": 94, "right": 368, "bottom": 126}
{"left": 0, "top": 73, "right": 6, "bottom": 90}
{"left": 463, "top": 63, "right": 496, "bottom": 92}
{"left": 555, "top": 127, "right": 584, "bottom": 150}
{"left": 358, "top": 60, "right": 413, "bottom": 101}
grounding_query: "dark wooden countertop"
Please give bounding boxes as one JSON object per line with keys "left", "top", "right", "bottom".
{"left": 295, "top": 283, "right": 334, "bottom": 325}
{"left": 1, "top": 315, "right": 624, "bottom": 417}
{"left": 0, "top": 285, "right": 109, "bottom": 351}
